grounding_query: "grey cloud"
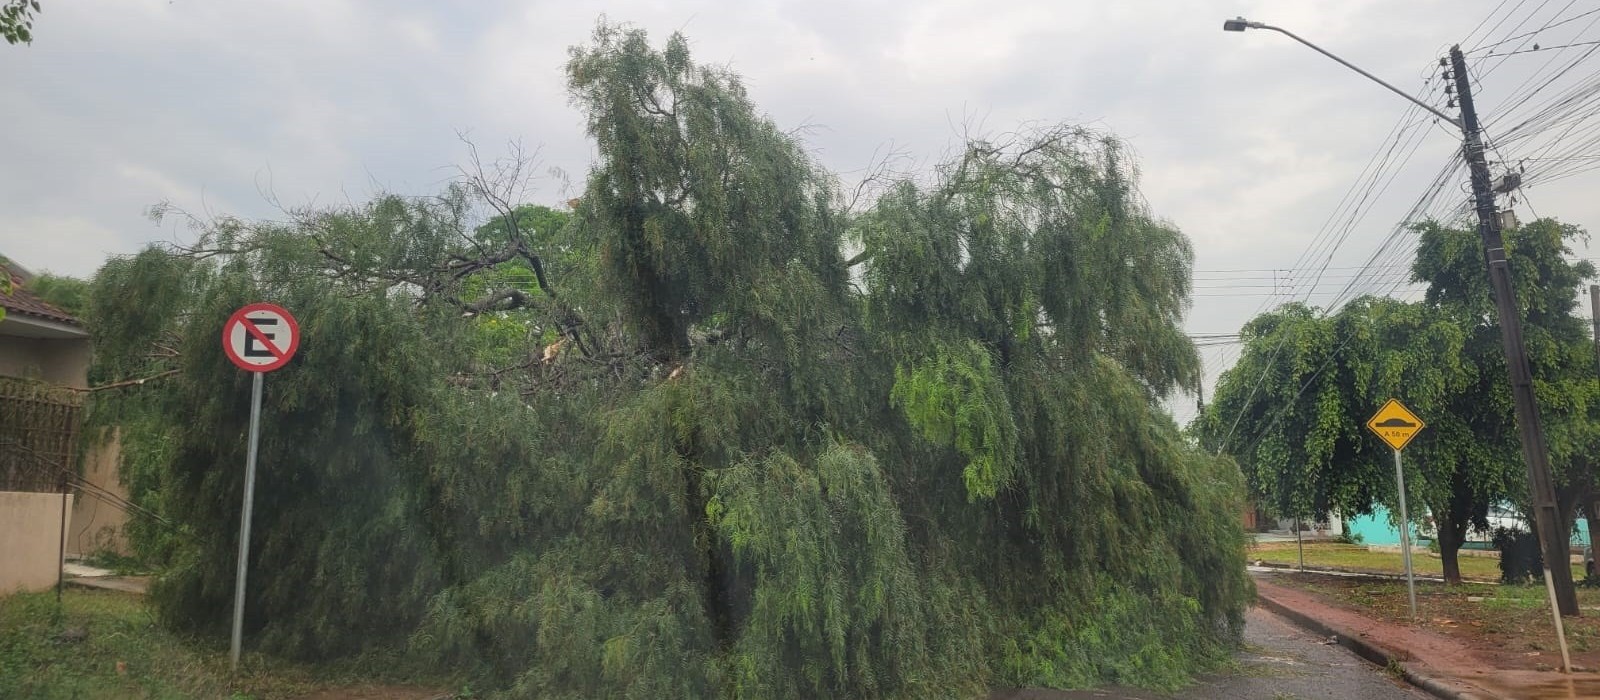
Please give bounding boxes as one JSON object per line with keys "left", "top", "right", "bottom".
{"left": 3, "top": 0, "right": 1596, "bottom": 424}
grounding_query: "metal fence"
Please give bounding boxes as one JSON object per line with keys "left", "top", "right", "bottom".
{"left": 0, "top": 377, "right": 82, "bottom": 493}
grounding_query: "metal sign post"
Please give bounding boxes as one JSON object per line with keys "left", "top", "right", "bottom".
{"left": 221, "top": 303, "right": 299, "bottom": 672}
{"left": 231, "top": 371, "right": 263, "bottom": 670}
{"left": 1393, "top": 448, "right": 1416, "bottom": 621}
{"left": 1366, "top": 399, "right": 1425, "bottom": 623}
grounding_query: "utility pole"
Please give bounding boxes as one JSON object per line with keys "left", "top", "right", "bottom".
{"left": 1588, "top": 285, "right": 1600, "bottom": 580}
{"left": 1450, "top": 45, "right": 1579, "bottom": 616}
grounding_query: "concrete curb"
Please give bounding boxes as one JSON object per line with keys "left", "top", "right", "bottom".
{"left": 1250, "top": 560, "right": 1499, "bottom": 585}
{"left": 1254, "top": 592, "right": 1500, "bottom": 700}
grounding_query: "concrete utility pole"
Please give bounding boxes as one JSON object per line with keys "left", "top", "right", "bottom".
{"left": 1449, "top": 45, "right": 1579, "bottom": 617}
{"left": 1589, "top": 285, "right": 1600, "bottom": 572}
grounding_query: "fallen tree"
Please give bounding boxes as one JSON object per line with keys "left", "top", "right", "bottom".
{"left": 87, "top": 22, "right": 1249, "bottom": 698}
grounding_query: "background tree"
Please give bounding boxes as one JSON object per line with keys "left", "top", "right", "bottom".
{"left": 1411, "top": 218, "right": 1600, "bottom": 565}
{"left": 1194, "top": 303, "right": 1375, "bottom": 527}
{"left": 1343, "top": 296, "right": 1497, "bottom": 585}
{"left": 26, "top": 272, "right": 90, "bottom": 318}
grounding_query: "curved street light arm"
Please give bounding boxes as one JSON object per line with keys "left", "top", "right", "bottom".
{"left": 1248, "top": 22, "right": 1463, "bottom": 129}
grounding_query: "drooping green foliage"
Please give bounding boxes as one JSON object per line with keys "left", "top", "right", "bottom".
{"left": 1198, "top": 218, "right": 1600, "bottom": 583}
{"left": 86, "top": 22, "right": 1249, "bottom": 698}
{"left": 890, "top": 341, "right": 1017, "bottom": 500}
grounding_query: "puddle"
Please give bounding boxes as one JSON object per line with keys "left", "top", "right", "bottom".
{"left": 1252, "top": 654, "right": 1304, "bottom": 666}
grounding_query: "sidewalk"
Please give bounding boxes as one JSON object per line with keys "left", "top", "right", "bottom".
{"left": 1255, "top": 574, "right": 1600, "bottom": 699}
{"left": 62, "top": 561, "right": 150, "bottom": 595}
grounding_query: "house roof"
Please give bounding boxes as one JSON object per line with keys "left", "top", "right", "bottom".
{"left": 2, "top": 267, "right": 83, "bottom": 327}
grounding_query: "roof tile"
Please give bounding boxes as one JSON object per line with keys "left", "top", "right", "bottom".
{"left": 2, "top": 268, "right": 83, "bottom": 326}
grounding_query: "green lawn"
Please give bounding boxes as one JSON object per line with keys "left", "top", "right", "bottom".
{"left": 0, "top": 588, "right": 452, "bottom": 699}
{"left": 1250, "top": 541, "right": 1587, "bottom": 582}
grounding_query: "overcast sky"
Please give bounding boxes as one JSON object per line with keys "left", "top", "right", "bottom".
{"left": 4, "top": 0, "right": 1598, "bottom": 422}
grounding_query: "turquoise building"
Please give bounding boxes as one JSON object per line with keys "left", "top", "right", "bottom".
{"left": 1342, "top": 505, "right": 1592, "bottom": 547}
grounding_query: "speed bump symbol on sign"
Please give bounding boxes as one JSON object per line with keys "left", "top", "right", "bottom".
{"left": 1366, "top": 398, "right": 1425, "bottom": 451}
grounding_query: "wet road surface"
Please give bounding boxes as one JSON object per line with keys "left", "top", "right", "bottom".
{"left": 994, "top": 606, "right": 1426, "bottom": 700}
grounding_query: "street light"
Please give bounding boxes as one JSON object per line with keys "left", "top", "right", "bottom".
{"left": 1221, "top": 17, "right": 1256, "bottom": 32}
{"left": 1220, "top": 16, "right": 1462, "bottom": 129}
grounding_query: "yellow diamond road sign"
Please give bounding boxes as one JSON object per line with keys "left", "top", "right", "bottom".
{"left": 1367, "top": 398, "right": 1425, "bottom": 451}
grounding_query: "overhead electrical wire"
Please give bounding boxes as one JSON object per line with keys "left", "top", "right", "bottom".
{"left": 1465, "top": 0, "right": 1535, "bottom": 52}
{"left": 1470, "top": 6, "right": 1600, "bottom": 54}
{"left": 0, "top": 438, "right": 177, "bottom": 530}
{"left": 1472, "top": 0, "right": 1579, "bottom": 82}
{"left": 1212, "top": 151, "right": 1466, "bottom": 456}
{"left": 1205, "top": 81, "right": 1448, "bottom": 382}
{"left": 1481, "top": 38, "right": 1600, "bottom": 58}
{"left": 1209, "top": 131, "right": 1452, "bottom": 450}
{"left": 1226, "top": 169, "right": 1465, "bottom": 459}
{"left": 1200, "top": 73, "right": 1451, "bottom": 428}
{"left": 1463, "top": 1, "right": 1600, "bottom": 195}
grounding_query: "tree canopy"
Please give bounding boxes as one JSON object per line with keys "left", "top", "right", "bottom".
{"left": 85, "top": 23, "right": 1249, "bottom": 697}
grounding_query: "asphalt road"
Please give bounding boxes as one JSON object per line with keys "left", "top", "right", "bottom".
{"left": 993, "top": 606, "right": 1427, "bottom": 700}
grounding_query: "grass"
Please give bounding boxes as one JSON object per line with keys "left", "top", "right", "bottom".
{"left": 1249, "top": 541, "right": 1587, "bottom": 582}
{"left": 1277, "top": 572, "right": 1600, "bottom": 670}
{"left": 0, "top": 588, "right": 455, "bottom": 699}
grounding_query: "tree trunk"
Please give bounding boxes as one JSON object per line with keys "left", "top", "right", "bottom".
{"left": 1435, "top": 506, "right": 1468, "bottom": 585}
{"left": 1558, "top": 485, "right": 1582, "bottom": 568}
{"left": 1586, "top": 500, "right": 1600, "bottom": 581}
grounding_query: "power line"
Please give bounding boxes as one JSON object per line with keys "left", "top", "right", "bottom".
{"left": 1471, "top": 6, "right": 1600, "bottom": 53}
{"left": 1464, "top": 0, "right": 1526, "bottom": 49}
{"left": 1473, "top": 0, "right": 1581, "bottom": 82}
{"left": 1206, "top": 83, "right": 1448, "bottom": 380}
{"left": 1481, "top": 38, "right": 1600, "bottom": 58}
{"left": 0, "top": 438, "right": 176, "bottom": 530}
{"left": 1212, "top": 154, "right": 1465, "bottom": 457}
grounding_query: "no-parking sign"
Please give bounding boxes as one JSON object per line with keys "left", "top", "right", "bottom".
{"left": 222, "top": 302, "right": 299, "bottom": 372}
{"left": 223, "top": 301, "right": 299, "bottom": 670}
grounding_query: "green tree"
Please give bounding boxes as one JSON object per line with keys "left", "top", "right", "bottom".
{"left": 1411, "top": 219, "right": 1600, "bottom": 566}
{"left": 1195, "top": 303, "right": 1378, "bottom": 528}
{"left": 85, "top": 21, "right": 1250, "bottom": 697}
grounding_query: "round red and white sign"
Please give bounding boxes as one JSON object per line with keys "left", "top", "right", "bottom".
{"left": 222, "top": 303, "right": 300, "bottom": 372}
